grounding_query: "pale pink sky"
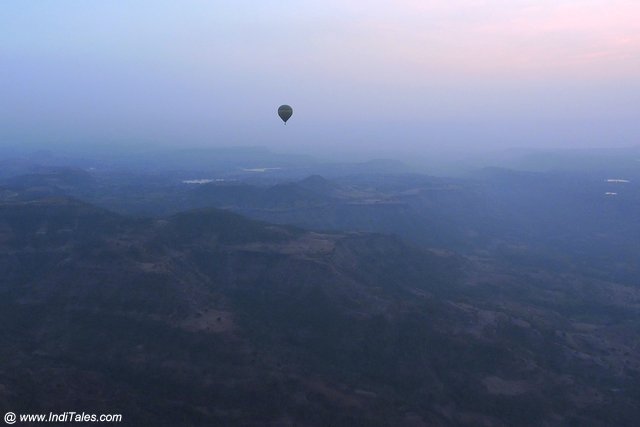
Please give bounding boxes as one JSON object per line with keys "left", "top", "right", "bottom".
{"left": 1, "top": 1, "right": 639, "bottom": 154}
{"left": 312, "top": 0, "right": 640, "bottom": 80}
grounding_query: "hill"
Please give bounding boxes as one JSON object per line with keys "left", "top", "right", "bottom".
{"left": 1, "top": 195, "right": 639, "bottom": 425}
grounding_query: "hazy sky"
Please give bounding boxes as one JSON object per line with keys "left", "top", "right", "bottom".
{"left": 1, "top": 1, "right": 639, "bottom": 159}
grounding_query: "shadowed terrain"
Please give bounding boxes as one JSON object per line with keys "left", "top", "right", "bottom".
{"left": 1, "top": 190, "right": 639, "bottom": 426}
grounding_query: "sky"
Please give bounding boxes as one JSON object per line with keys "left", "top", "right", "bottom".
{"left": 1, "top": 1, "right": 639, "bottom": 160}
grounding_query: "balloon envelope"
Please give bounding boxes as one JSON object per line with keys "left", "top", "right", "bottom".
{"left": 278, "top": 105, "right": 293, "bottom": 124}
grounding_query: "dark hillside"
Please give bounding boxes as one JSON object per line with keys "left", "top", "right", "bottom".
{"left": 1, "top": 194, "right": 638, "bottom": 425}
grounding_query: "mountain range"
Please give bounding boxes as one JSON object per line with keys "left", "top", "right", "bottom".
{"left": 1, "top": 186, "right": 639, "bottom": 425}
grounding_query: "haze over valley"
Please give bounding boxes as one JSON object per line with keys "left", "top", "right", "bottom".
{"left": 1, "top": 145, "right": 640, "bottom": 425}
{"left": 2, "top": 1, "right": 640, "bottom": 425}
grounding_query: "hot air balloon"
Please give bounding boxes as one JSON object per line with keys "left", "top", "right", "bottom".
{"left": 278, "top": 105, "right": 293, "bottom": 124}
